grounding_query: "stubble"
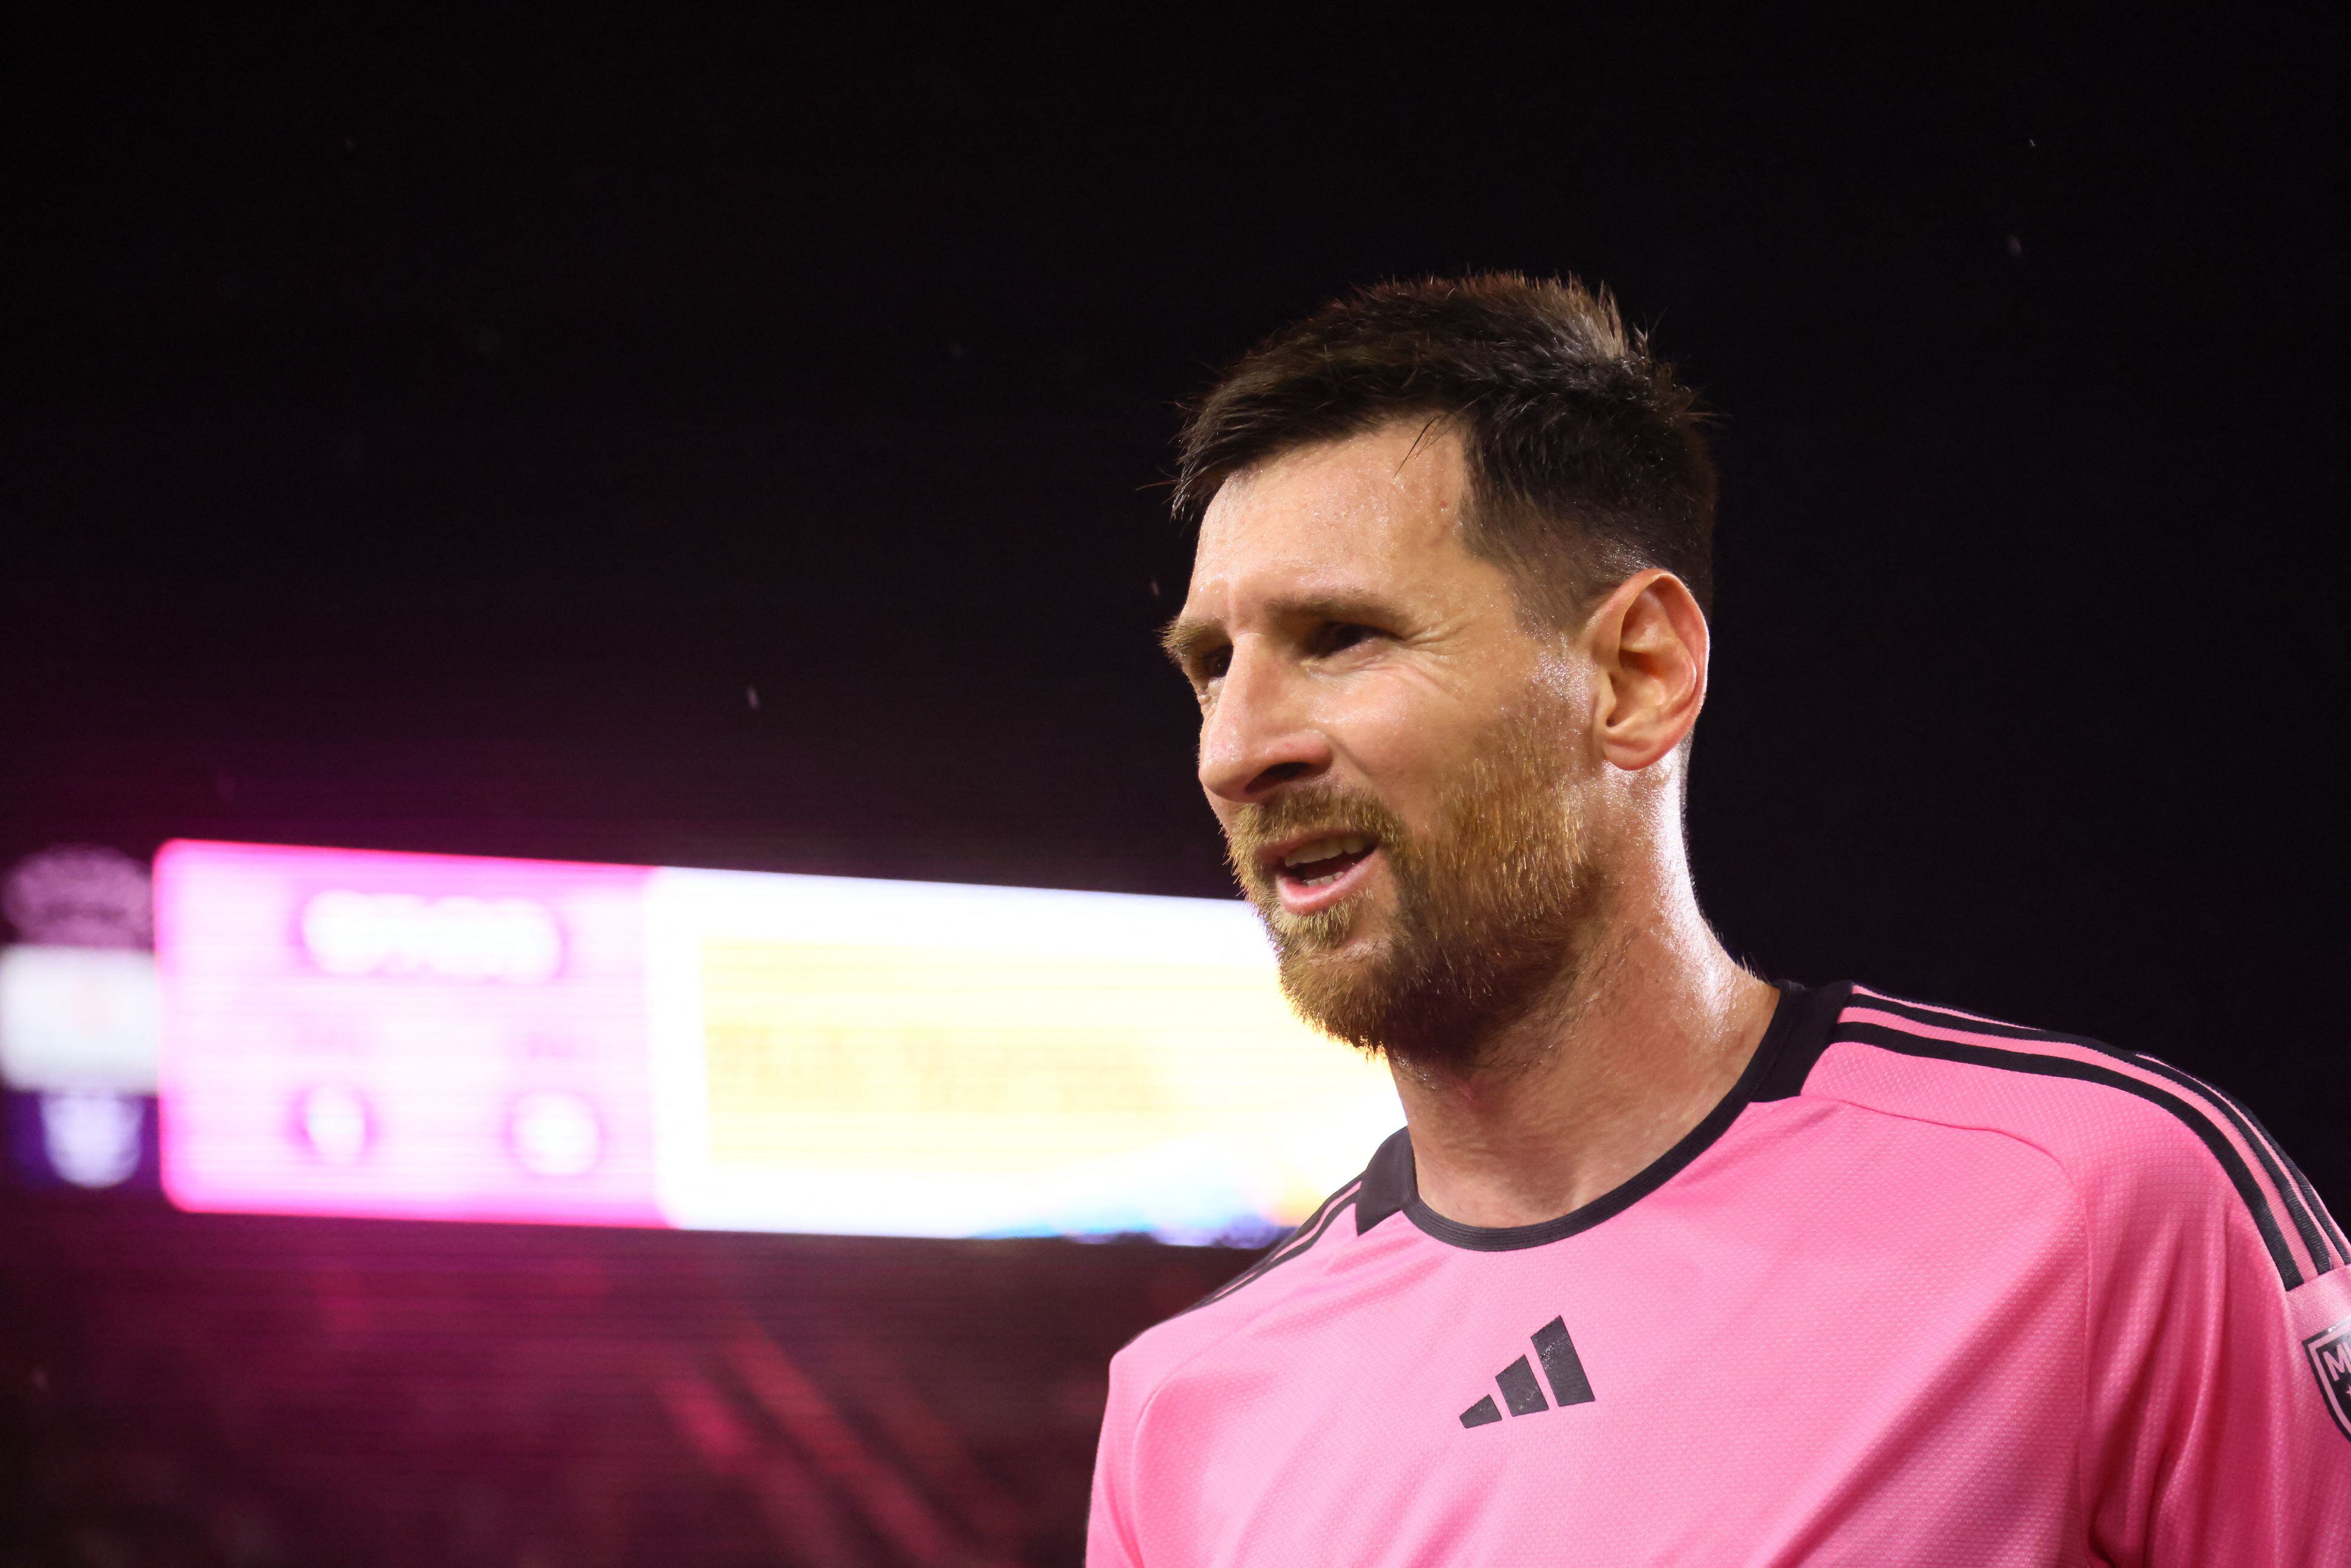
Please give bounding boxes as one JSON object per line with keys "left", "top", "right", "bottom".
{"left": 1224, "top": 699, "right": 1606, "bottom": 1078}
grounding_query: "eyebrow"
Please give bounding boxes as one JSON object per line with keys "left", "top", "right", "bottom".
{"left": 1158, "top": 592, "right": 1404, "bottom": 669}
{"left": 1159, "top": 616, "right": 1221, "bottom": 669}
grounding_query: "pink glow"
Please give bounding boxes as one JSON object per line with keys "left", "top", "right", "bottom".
{"left": 155, "top": 840, "right": 664, "bottom": 1225}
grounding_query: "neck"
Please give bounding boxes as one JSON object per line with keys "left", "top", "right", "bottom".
{"left": 1391, "top": 848, "right": 1778, "bottom": 1230}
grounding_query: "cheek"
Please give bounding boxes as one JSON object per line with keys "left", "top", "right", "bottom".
{"left": 1319, "top": 681, "right": 1481, "bottom": 806}
{"left": 1530, "top": 647, "right": 1592, "bottom": 708}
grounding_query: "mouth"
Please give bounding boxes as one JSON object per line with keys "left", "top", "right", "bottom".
{"left": 1262, "top": 831, "right": 1382, "bottom": 917}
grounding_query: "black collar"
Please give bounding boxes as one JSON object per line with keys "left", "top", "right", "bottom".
{"left": 1352, "top": 979, "right": 1850, "bottom": 1251}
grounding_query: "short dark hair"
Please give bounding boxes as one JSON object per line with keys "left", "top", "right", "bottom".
{"left": 1173, "top": 273, "right": 1717, "bottom": 622}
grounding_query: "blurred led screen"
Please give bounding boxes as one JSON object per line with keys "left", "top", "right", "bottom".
{"left": 155, "top": 841, "right": 1400, "bottom": 1241}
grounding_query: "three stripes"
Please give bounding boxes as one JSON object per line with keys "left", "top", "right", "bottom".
{"left": 1459, "top": 1316, "right": 1595, "bottom": 1428}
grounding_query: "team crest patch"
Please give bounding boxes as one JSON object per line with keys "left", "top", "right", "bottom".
{"left": 2304, "top": 1315, "right": 2351, "bottom": 1443}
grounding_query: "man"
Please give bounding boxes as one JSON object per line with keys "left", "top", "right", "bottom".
{"left": 1088, "top": 274, "right": 2351, "bottom": 1565}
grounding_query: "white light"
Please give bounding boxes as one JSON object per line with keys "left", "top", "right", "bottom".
{"left": 298, "top": 1084, "right": 372, "bottom": 1165}
{"left": 299, "top": 891, "right": 562, "bottom": 984}
{"left": 41, "top": 1091, "right": 143, "bottom": 1188}
{"left": 0, "top": 946, "right": 161, "bottom": 1092}
{"left": 509, "top": 1090, "right": 602, "bottom": 1178}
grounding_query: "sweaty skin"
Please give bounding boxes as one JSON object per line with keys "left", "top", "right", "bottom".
{"left": 1165, "top": 422, "right": 1779, "bottom": 1227}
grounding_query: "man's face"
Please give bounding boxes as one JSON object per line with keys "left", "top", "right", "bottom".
{"left": 1165, "top": 423, "right": 1608, "bottom": 1072}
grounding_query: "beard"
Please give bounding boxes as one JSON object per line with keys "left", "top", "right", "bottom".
{"left": 1224, "top": 701, "right": 1606, "bottom": 1079}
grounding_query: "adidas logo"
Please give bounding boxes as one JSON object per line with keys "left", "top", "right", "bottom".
{"left": 1459, "top": 1316, "right": 1594, "bottom": 1428}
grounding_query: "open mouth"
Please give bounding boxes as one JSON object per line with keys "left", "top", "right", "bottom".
{"left": 1267, "top": 832, "right": 1380, "bottom": 913}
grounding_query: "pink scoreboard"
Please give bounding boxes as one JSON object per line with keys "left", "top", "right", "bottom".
{"left": 155, "top": 841, "right": 664, "bottom": 1225}
{"left": 152, "top": 840, "right": 1402, "bottom": 1239}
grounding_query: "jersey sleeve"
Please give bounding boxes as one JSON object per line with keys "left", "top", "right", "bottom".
{"left": 2083, "top": 1165, "right": 2351, "bottom": 1566}
{"left": 1086, "top": 1348, "right": 1148, "bottom": 1568}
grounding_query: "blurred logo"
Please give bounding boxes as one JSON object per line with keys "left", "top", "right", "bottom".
{"left": 508, "top": 1089, "right": 603, "bottom": 1178}
{"left": 41, "top": 1090, "right": 146, "bottom": 1188}
{"left": 294, "top": 1083, "right": 374, "bottom": 1165}
{"left": 299, "top": 891, "right": 563, "bottom": 983}
{"left": 3, "top": 845, "right": 152, "bottom": 949}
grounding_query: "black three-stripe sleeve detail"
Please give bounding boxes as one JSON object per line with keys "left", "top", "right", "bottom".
{"left": 1861, "top": 995, "right": 2339, "bottom": 1278}
{"left": 1838, "top": 1020, "right": 2305, "bottom": 1289}
{"left": 2161, "top": 1068, "right": 2349, "bottom": 1266}
{"left": 2188, "top": 1079, "right": 2350, "bottom": 1268}
{"left": 1178, "top": 1179, "right": 1362, "bottom": 1317}
{"left": 2284, "top": 1150, "right": 2351, "bottom": 1266}
{"left": 2118, "top": 1054, "right": 2338, "bottom": 1275}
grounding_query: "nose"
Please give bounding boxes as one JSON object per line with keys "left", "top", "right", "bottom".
{"left": 1197, "top": 638, "right": 1332, "bottom": 804}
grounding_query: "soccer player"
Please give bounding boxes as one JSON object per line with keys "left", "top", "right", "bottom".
{"left": 1090, "top": 275, "right": 2351, "bottom": 1565}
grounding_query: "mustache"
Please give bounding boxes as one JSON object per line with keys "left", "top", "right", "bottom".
{"left": 1224, "top": 785, "right": 1411, "bottom": 875}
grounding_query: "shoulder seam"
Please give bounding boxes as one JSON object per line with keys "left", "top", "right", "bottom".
{"left": 1858, "top": 992, "right": 2344, "bottom": 1271}
{"left": 1793, "top": 1087, "right": 2098, "bottom": 1264}
{"left": 1784, "top": 1091, "right": 2106, "bottom": 1524}
{"left": 1832, "top": 1012, "right": 2308, "bottom": 1288}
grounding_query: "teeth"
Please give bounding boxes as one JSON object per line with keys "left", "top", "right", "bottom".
{"left": 1281, "top": 833, "right": 1371, "bottom": 871}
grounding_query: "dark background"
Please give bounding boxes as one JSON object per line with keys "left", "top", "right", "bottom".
{"left": 1, "top": 5, "right": 2344, "bottom": 1565}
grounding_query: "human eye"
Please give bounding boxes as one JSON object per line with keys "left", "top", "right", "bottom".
{"left": 1308, "top": 621, "right": 1383, "bottom": 658}
{"left": 1184, "top": 642, "right": 1231, "bottom": 697}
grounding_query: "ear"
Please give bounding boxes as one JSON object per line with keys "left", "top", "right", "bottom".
{"left": 1583, "top": 570, "right": 1709, "bottom": 772}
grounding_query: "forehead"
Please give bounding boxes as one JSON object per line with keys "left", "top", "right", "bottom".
{"left": 1185, "top": 423, "right": 1483, "bottom": 615}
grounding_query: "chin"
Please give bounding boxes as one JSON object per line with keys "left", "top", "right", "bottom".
{"left": 1271, "top": 930, "right": 1397, "bottom": 1040}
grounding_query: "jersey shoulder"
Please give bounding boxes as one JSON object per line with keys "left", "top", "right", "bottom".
{"left": 1789, "top": 984, "right": 2346, "bottom": 1292}
{"left": 1108, "top": 1131, "right": 1408, "bottom": 1395}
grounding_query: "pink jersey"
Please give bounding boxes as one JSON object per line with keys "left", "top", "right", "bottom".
{"left": 1089, "top": 983, "right": 2351, "bottom": 1566}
